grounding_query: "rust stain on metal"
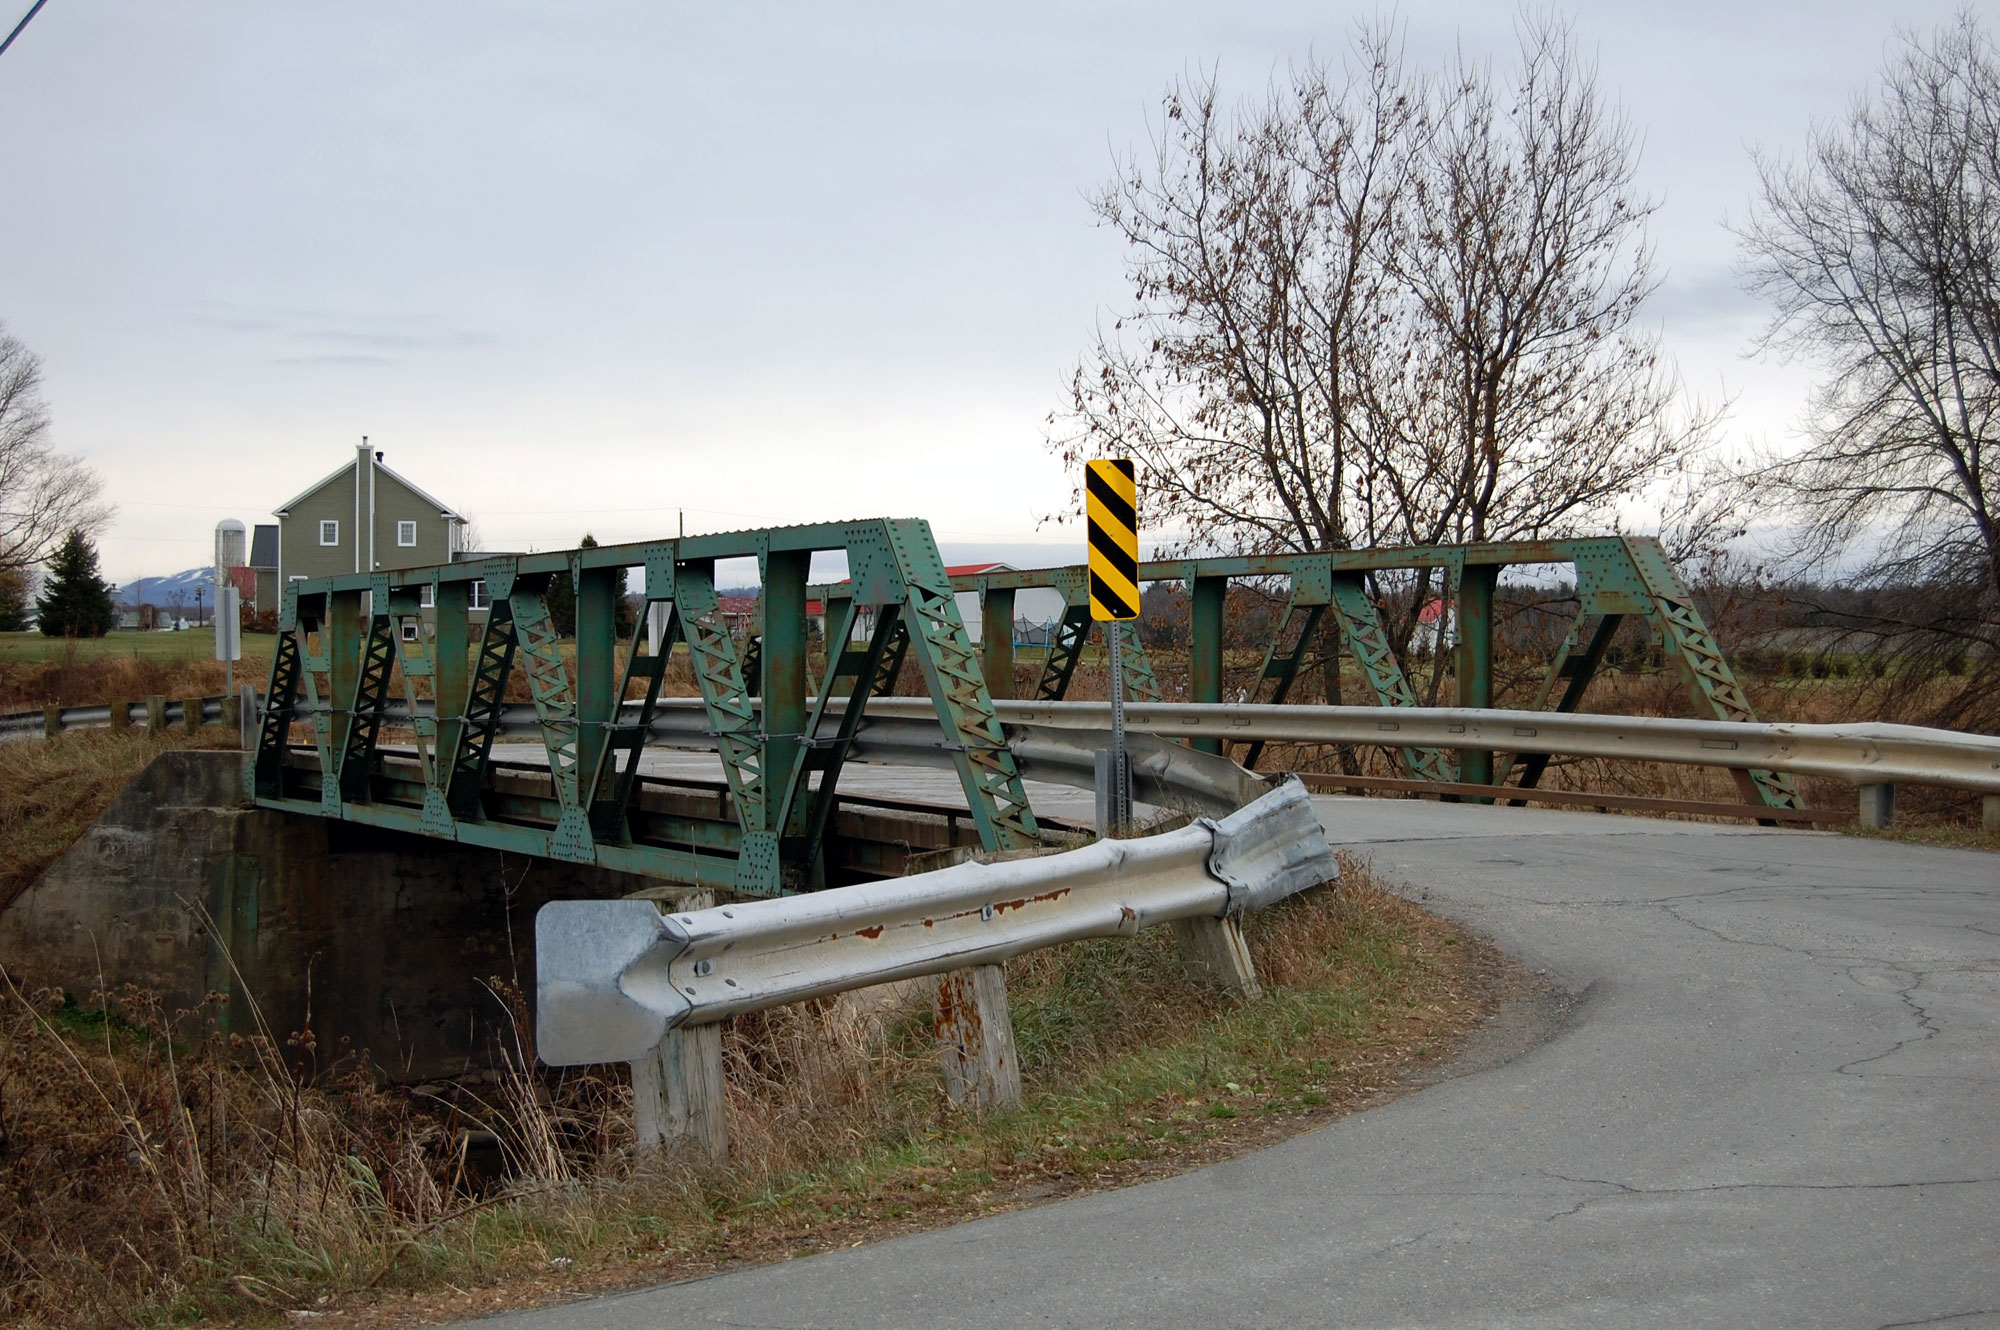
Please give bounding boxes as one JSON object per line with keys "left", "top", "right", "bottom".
{"left": 991, "top": 887, "right": 1072, "bottom": 915}
{"left": 854, "top": 924, "right": 884, "bottom": 939}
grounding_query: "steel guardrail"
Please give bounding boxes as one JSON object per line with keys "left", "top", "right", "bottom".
{"left": 535, "top": 778, "right": 1334, "bottom": 1066}
{"left": 0, "top": 694, "right": 232, "bottom": 741}
{"left": 231, "top": 694, "right": 2000, "bottom": 798}
{"left": 30, "top": 687, "right": 1978, "bottom": 801}
{"left": 931, "top": 700, "right": 2000, "bottom": 797}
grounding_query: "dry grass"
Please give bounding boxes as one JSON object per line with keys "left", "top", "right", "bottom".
{"left": 1081, "top": 646, "right": 1992, "bottom": 837}
{"left": 0, "top": 862, "right": 1510, "bottom": 1329}
{"left": 0, "top": 634, "right": 277, "bottom": 711}
{"left": 0, "top": 727, "right": 243, "bottom": 912}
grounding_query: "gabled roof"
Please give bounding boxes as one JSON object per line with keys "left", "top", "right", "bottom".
{"left": 274, "top": 455, "right": 463, "bottom": 520}
{"left": 945, "top": 562, "right": 1012, "bottom": 577}
{"left": 248, "top": 524, "right": 278, "bottom": 568}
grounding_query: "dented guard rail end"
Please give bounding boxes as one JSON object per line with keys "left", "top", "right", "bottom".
{"left": 535, "top": 778, "right": 1334, "bottom": 1066}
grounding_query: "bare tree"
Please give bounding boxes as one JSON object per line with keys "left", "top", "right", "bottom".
{"left": 1380, "top": 19, "right": 1714, "bottom": 546}
{"left": 1737, "top": 13, "right": 2000, "bottom": 729}
{"left": 1051, "top": 16, "right": 1710, "bottom": 561}
{"left": 1740, "top": 14, "right": 2000, "bottom": 602}
{"left": 1052, "top": 27, "right": 1419, "bottom": 558}
{"left": 0, "top": 324, "right": 111, "bottom": 573}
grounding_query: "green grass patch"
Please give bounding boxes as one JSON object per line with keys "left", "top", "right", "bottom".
{"left": 0, "top": 628, "right": 277, "bottom": 667}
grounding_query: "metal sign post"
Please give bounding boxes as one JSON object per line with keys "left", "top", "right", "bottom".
{"left": 216, "top": 587, "right": 241, "bottom": 692}
{"left": 213, "top": 519, "right": 247, "bottom": 696}
{"left": 1086, "top": 458, "right": 1140, "bottom": 835}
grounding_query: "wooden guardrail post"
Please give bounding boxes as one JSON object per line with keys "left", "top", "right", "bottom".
{"left": 1985, "top": 794, "right": 1999, "bottom": 836}
{"left": 632, "top": 1027, "right": 728, "bottom": 1165}
{"left": 42, "top": 705, "right": 59, "bottom": 739}
{"left": 108, "top": 699, "right": 129, "bottom": 734}
{"left": 238, "top": 684, "right": 258, "bottom": 750}
{"left": 144, "top": 695, "right": 166, "bottom": 735}
{"left": 932, "top": 964, "right": 1022, "bottom": 1114}
{"left": 181, "top": 697, "right": 200, "bottom": 734}
{"left": 1858, "top": 783, "right": 1896, "bottom": 830}
{"left": 627, "top": 890, "right": 729, "bottom": 1164}
{"left": 1170, "top": 916, "right": 1263, "bottom": 1000}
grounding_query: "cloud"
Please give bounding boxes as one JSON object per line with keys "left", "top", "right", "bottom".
{"left": 194, "top": 300, "right": 498, "bottom": 365}
{"left": 1644, "top": 266, "right": 1764, "bottom": 339}
{"left": 265, "top": 352, "right": 398, "bottom": 368}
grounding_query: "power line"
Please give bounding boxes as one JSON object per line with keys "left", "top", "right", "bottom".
{"left": 0, "top": 0, "right": 50, "bottom": 60}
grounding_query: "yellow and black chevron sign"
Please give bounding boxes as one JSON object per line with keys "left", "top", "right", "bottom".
{"left": 1085, "top": 458, "right": 1139, "bottom": 621}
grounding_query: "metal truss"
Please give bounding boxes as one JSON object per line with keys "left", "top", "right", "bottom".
{"left": 933, "top": 535, "right": 1796, "bottom": 812}
{"left": 255, "top": 519, "right": 1044, "bottom": 896}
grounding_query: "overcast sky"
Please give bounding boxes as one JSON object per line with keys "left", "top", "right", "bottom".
{"left": 0, "top": 0, "right": 1978, "bottom": 584}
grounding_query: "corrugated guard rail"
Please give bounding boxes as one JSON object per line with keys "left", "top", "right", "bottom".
{"left": 947, "top": 700, "right": 2000, "bottom": 797}
{"left": 536, "top": 778, "right": 1334, "bottom": 1064}
{"left": 534, "top": 778, "right": 1337, "bottom": 1159}
{"left": 240, "top": 695, "right": 2000, "bottom": 800}
{"left": 0, "top": 693, "right": 246, "bottom": 742}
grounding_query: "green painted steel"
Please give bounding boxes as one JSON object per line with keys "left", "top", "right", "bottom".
{"left": 981, "top": 587, "right": 1016, "bottom": 701}
{"left": 1323, "top": 574, "right": 1455, "bottom": 782}
{"left": 1110, "top": 621, "right": 1163, "bottom": 703}
{"left": 1501, "top": 610, "right": 1623, "bottom": 796}
{"left": 871, "top": 618, "right": 911, "bottom": 696}
{"left": 1035, "top": 603, "right": 1093, "bottom": 701}
{"left": 256, "top": 518, "right": 1043, "bottom": 895}
{"left": 1188, "top": 575, "right": 1226, "bottom": 755}
{"left": 447, "top": 596, "right": 518, "bottom": 817}
{"left": 1612, "top": 540, "right": 1801, "bottom": 810}
{"left": 1454, "top": 564, "right": 1499, "bottom": 790}
{"left": 918, "top": 534, "right": 1795, "bottom": 812}
{"left": 589, "top": 601, "right": 676, "bottom": 843}
{"left": 780, "top": 601, "right": 907, "bottom": 885}
{"left": 1022, "top": 580, "right": 1162, "bottom": 708}
{"left": 873, "top": 520, "right": 1040, "bottom": 854}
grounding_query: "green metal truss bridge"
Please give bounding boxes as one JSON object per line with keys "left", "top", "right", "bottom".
{"left": 252, "top": 521, "right": 1795, "bottom": 896}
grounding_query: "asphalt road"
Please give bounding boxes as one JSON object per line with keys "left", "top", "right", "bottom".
{"left": 472, "top": 796, "right": 1999, "bottom": 1330}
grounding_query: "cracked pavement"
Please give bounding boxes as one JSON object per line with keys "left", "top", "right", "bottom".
{"left": 471, "top": 793, "right": 1998, "bottom": 1330}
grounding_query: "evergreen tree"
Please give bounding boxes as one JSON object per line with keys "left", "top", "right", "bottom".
{"left": 0, "top": 567, "right": 29, "bottom": 632}
{"left": 544, "top": 534, "right": 633, "bottom": 638}
{"left": 34, "top": 528, "right": 116, "bottom": 637}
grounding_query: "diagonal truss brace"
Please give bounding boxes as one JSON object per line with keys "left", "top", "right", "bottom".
{"left": 673, "top": 560, "right": 766, "bottom": 835}
{"left": 881, "top": 522, "right": 1040, "bottom": 852}
{"left": 1325, "top": 573, "right": 1455, "bottom": 783}
{"left": 508, "top": 577, "right": 596, "bottom": 862}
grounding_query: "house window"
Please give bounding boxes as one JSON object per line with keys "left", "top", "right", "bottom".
{"left": 318, "top": 519, "right": 339, "bottom": 546}
{"left": 419, "top": 583, "right": 435, "bottom": 609}
{"left": 469, "top": 579, "right": 490, "bottom": 610}
{"left": 397, "top": 520, "right": 417, "bottom": 547}
{"left": 400, "top": 620, "right": 420, "bottom": 643}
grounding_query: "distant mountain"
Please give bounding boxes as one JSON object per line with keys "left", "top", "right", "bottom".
{"left": 115, "top": 567, "right": 224, "bottom": 610}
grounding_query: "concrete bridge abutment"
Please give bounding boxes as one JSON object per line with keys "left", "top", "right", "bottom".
{"left": 0, "top": 749, "right": 649, "bottom": 1081}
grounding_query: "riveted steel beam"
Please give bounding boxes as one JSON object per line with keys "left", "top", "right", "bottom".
{"left": 261, "top": 519, "right": 1057, "bottom": 894}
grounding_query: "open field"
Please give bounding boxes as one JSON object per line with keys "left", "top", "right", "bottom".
{"left": 0, "top": 627, "right": 278, "bottom": 665}
{"left": 0, "top": 631, "right": 277, "bottom": 710}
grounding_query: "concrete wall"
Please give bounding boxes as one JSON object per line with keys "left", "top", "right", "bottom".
{"left": 0, "top": 750, "right": 649, "bottom": 1081}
